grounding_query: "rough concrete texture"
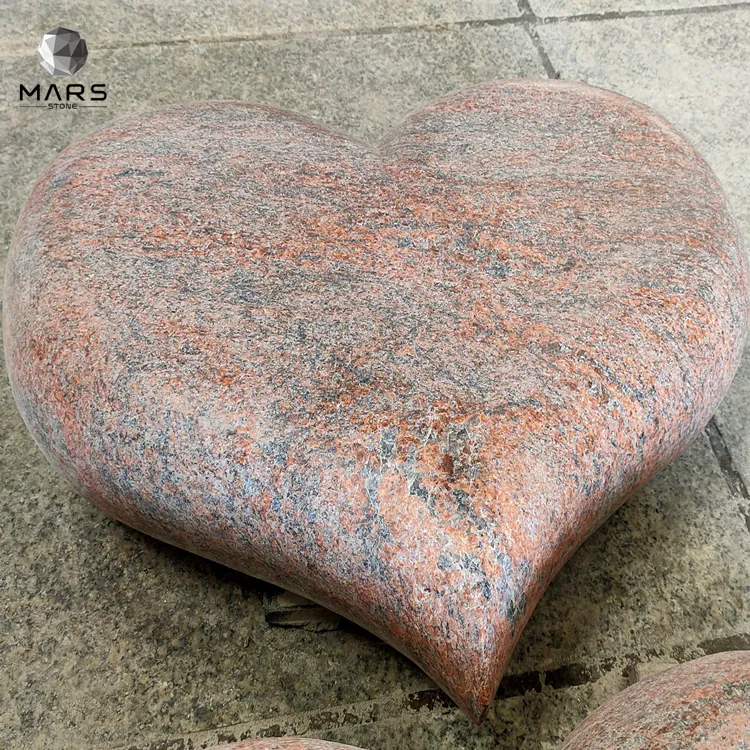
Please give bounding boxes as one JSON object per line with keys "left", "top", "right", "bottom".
{"left": 528, "top": 0, "right": 732, "bottom": 21}
{"left": 1, "top": 2, "right": 750, "bottom": 749}
{"left": 560, "top": 651, "right": 750, "bottom": 749}
{"left": 0, "top": 0, "right": 519, "bottom": 53}
{"left": 6, "top": 81, "right": 748, "bottom": 723}
{"left": 209, "top": 740, "right": 364, "bottom": 750}
{"left": 713, "top": 353, "right": 750, "bottom": 502}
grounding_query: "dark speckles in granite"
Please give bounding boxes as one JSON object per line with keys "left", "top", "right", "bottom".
{"left": 560, "top": 651, "right": 750, "bottom": 749}
{"left": 3, "top": 81, "right": 749, "bottom": 724}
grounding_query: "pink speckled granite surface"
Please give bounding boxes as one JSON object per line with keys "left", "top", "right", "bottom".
{"left": 3, "top": 81, "right": 749, "bottom": 723}
{"left": 560, "top": 651, "right": 750, "bottom": 749}
{"left": 209, "top": 740, "right": 364, "bottom": 750}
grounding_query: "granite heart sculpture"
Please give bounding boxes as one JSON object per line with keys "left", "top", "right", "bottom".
{"left": 4, "top": 81, "right": 748, "bottom": 723}
{"left": 560, "top": 651, "right": 750, "bottom": 748}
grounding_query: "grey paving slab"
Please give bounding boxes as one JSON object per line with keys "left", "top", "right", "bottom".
{"left": 513, "top": 434, "right": 750, "bottom": 676}
{"left": 118, "top": 664, "right": 628, "bottom": 749}
{"left": 714, "top": 350, "right": 750, "bottom": 500}
{"left": 537, "top": 7, "right": 750, "bottom": 515}
{"left": 529, "top": 0, "right": 734, "bottom": 20}
{"left": 0, "top": 0, "right": 519, "bottom": 54}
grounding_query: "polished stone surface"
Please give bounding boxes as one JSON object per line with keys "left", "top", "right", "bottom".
{"left": 538, "top": 0, "right": 750, "bottom": 556}
{"left": 560, "top": 651, "right": 750, "bottom": 749}
{"left": 5, "top": 81, "right": 748, "bottom": 725}
{"left": 0, "top": 23, "right": 544, "bottom": 252}
{"left": 537, "top": 9, "right": 750, "bottom": 234}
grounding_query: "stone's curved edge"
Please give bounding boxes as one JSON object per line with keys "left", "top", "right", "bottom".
{"left": 4, "top": 81, "right": 750, "bottom": 725}
{"left": 385, "top": 80, "right": 748, "bottom": 245}
{"left": 390, "top": 79, "right": 701, "bottom": 145}
{"left": 561, "top": 651, "right": 750, "bottom": 749}
{"left": 379, "top": 81, "right": 750, "bottom": 720}
{"left": 208, "top": 739, "right": 366, "bottom": 750}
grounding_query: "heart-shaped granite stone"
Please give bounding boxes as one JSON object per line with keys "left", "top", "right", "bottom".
{"left": 560, "top": 651, "right": 750, "bottom": 748}
{"left": 4, "top": 81, "right": 748, "bottom": 723}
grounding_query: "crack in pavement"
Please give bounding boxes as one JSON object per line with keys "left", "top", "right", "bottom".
{"left": 2, "top": 1, "right": 749, "bottom": 59}
{"left": 706, "top": 418, "right": 750, "bottom": 534}
{"left": 517, "top": 0, "right": 562, "bottom": 78}
{"left": 110, "top": 636, "right": 750, "bottom": 750}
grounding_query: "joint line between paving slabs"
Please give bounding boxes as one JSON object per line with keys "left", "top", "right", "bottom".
{"left": 537, "top": 0, "right": 750, "bottom": 24}
{"left": 86, "top": 16, "right": 528, "bottom": 53}
{"left": 517, "top": 0, "right": 560, "bottom": 78}
{"left": 108, "top": 638, "right": 750, "bottom": 750}
{"left": 1, "top": 0, "right": 743, "bottom": 58}
{"left": 705, "top": 418, "right": 750, "bottom": 534}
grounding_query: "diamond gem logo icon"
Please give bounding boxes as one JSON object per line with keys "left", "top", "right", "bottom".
{"left": 38, "top": 27, "right": 88, "bottom": 77}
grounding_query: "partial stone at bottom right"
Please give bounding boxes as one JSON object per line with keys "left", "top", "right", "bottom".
{"left": 561, "top": 651, "right": 750, "bottom": 749}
